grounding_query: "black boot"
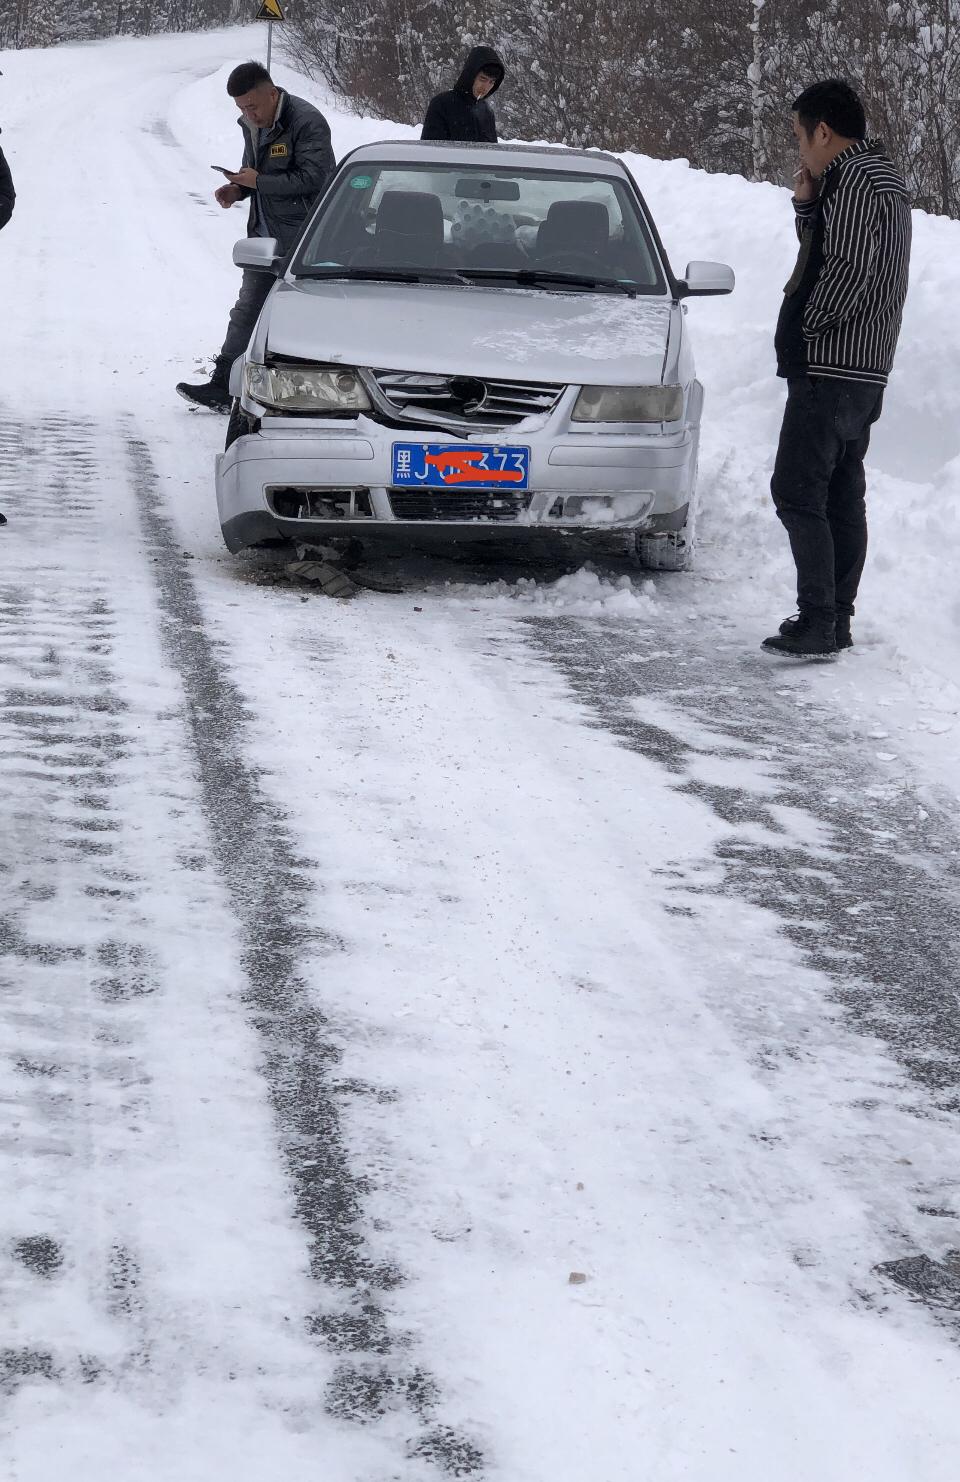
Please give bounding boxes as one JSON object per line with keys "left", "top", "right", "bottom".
{"left": 176, "top": 355, "right": 232, "bottom": 412}
{"left": 779, "top": 611, "right": 852, "bottom": 649}
{"left": 762, "top": 612, "right": 838, "bottom": 659}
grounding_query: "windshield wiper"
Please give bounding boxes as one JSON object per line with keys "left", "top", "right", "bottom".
{"left": 297, "top": 265, "right": 472, "bottom": 286}
{"left": 459, "top": 267, "right": 638, "bottom": 297}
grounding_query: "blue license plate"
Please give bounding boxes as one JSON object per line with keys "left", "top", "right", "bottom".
{"left": 392, "top": 443, "right": 529, "bottom": 490}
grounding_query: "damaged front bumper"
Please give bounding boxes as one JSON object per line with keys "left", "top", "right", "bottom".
{"left": 215, "top": 394, "right": 701, "bottom": 555}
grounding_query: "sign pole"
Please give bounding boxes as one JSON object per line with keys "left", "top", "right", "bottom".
{"left": 256, "top": 0, "right": 284, "bottom": 68}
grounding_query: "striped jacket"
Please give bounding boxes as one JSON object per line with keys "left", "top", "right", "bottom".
{"left": 775, "top": 139, "right": 911, "bottom": 386}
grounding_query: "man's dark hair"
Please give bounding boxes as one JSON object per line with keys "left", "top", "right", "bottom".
{"left": 793, "top": 79, "right": 866, "bottom": 141}
{"left": 227, "top": 61, "right": 273, "bottom": 97}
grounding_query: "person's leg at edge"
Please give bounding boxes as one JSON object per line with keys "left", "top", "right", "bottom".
{"left": 827, "top": 385, "right": 884, "bottom": 646}
{"left": 763, "top": 376, "right": 845, "bottom": 656}
{"left": 177, "top": 269, "right": 274, "bottom": 410}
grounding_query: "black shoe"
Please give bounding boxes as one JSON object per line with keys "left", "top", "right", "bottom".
{"left": 176, "top": 378, "right": 232, "bottom": 412}
{"left": 779, "top": 611, "right": 852, "bottom": 649}
{"left": 762, "top": 614, "right": 838, "bottom": 659}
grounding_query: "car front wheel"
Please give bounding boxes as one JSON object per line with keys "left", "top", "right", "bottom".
{"left": 636, "top": 527, "right": 693, "bottom": 571}
{"left": 224, "top": 399, "right": 253, "bottom": 451}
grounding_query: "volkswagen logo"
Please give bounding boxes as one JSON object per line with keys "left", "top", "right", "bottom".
{"left": 449, "top": 376, "right": 488, "bottom": 415}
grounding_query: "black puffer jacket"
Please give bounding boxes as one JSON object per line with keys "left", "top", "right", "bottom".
{"left": 422, "top": 46, "right": 504, "bottom": 143}
{"left": 0, "top": 139, "right": 14, "bottom": 231}
{"left": 236, "top": 91, "right": 335, "bottom": 253}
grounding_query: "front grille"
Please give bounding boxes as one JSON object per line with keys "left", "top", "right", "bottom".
{"left": 389, "top": 490, "right": 533, "bottom": 523}
{"left": 372, "top": 370, "right": 564, "bottom": 427}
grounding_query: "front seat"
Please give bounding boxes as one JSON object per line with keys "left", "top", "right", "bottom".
{"left": 356, "top": 189, "right": 446, "bottom": 270}
{"left": 536, "top": 200, "right": 610, "bottom": 262}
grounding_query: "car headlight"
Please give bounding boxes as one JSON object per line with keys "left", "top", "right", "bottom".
{"left": 571, "top": 385, "right": 684, "bottom": 423}
{"left": 244, "top": 362, "right": 371, "bottom": 413}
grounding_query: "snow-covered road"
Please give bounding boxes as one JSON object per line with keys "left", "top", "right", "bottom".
{"left": 2, "top": 26, "right": 960, "bottom": 1482}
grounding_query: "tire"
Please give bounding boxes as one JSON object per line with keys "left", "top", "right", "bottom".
{"left": 637, "top": 528, "right": 693, "bottom": 571}
{"left": 637, "top": 479, "right": 699, "bottom": 572}
{"left": 224, "top": 399, "right": 250, "bottom": 451}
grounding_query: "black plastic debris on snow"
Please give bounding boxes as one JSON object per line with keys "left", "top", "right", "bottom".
{"left": 875, "top": 1251, "right": 960, "bottom": 1310}
{"left": 125, "top": 435, "right": 483, "bottom": 1475}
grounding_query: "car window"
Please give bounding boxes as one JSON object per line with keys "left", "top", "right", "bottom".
{"left": 295, "top": 161, "right": 666, "bottom": 291}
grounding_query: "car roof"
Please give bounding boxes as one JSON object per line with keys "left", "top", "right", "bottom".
{"left": 342, "top": 139, "right": 630, "bottom": 178}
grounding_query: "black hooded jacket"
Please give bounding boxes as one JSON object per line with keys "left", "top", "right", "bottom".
{"left": 0, "top": 138, "right": 14, "bottom": 231}
{"left": 421, "top": 46, "right": 504, "bottom": 143}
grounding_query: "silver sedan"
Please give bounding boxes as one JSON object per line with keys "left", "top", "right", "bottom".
{"left": 216, "top": 140, "right": 733, "bottom": 569}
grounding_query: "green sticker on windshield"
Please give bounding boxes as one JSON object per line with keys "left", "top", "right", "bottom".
{"left": 350, "top": 174, "right": 373, "bottom": 189}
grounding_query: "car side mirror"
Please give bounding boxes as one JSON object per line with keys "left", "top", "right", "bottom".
{"left": 677, "top": 260, "right": 735, "bottom": 297}
{"left": 233, "top": 237, "right": 281, "bottom": 273}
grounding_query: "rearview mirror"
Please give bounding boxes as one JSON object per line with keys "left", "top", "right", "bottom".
{"left": 677, "top": 260, "right": 735, "bottom": 297}
{"left": 233, "top": 237, "right": 281, "bottom": 273}
{"left": 455, "top": 177, "right": 521, "bottom": 201}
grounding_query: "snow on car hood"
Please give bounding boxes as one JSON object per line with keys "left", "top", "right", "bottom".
{"left": 264, "top": 280, "right": 673, "bottom": 385}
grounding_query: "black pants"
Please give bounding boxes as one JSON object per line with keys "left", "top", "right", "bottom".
{"left": 770, "top": 376, "right": 884, "bottom": 619}
{"left": 219, "top": 267, "right": 275, "bottom": 365}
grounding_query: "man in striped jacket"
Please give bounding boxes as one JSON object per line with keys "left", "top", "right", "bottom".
{"left": 763, "top": 79, "right": 911, "bottom": 659}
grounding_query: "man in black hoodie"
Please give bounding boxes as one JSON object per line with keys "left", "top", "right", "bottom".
{"left": 762, "top": 79, "right": 910, "bottom": 659}
{"left": 422, "top": 47, "right": 505, "bottom": 144}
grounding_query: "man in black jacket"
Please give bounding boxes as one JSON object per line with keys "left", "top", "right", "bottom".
{"left": 177, "top": 61, "right": 335, "bottom": 411}
{"left": 1, "top": 103, "right": 11, "bottom": 527}
{"left": 763, "top": 79, "right": 911, "bottom": 659}
{"left": 422, "top": 46, "right": 505, "bottom": 144}
{"left": 0, "top": 127, "right": 14, "bottom": 232}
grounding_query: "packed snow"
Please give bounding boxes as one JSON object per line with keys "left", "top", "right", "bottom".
{"left": 2, "top": 24, "right": 960, "bottom": 1482}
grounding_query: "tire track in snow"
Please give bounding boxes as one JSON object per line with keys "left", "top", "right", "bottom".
{"left": 529, "top": 615, "right": 960, "bottom": 1319}
{"left": 125, "top": 432, "right": 485, "bottom": 1477}
{"left": 0, "top": 415, "right": 163, "bottom": 1399}
{"left": 530, "top": 616, "right": 960, "bottom": 1093}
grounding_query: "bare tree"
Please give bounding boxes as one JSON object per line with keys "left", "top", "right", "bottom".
{"left": 6, "top": 0, "right": 959, "bottom": 217}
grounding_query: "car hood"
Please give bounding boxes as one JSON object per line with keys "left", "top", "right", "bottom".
{"left": 264, "top": 280, "right": 674, "bottom": 385}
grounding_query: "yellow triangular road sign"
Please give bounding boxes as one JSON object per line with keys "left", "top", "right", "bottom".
{"left": 257, "top": 0, "right": 285, "bottom": 19}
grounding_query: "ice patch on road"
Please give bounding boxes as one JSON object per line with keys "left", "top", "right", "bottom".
{"left": 449, "top": 566, "right": 660, "bottom": 615}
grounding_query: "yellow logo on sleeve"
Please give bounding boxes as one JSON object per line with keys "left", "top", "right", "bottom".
{"left": 269, "top": 142, "right": 288, "bottom": 158}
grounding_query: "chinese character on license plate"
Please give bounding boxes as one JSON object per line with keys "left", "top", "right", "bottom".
{"left": 392, "top": 443, "right": 530, "bottom": 490}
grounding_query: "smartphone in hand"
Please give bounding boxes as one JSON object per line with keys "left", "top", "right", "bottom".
{"left": 211, "top": 165, "right": 235, "bottom": 176}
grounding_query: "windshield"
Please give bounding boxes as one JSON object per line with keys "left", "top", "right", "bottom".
{"left": 293, "top": 161, "right": 667, "bottom": 293}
